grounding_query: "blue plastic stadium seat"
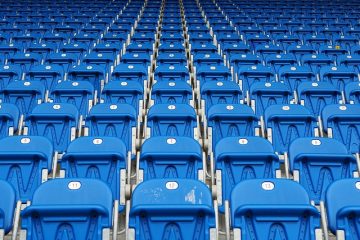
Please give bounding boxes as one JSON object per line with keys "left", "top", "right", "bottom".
{"left": 158, "top": 42, "right": 185, "bottom": 55}
{"left": 21, "top": 178, "right": 114, "bottom": 240}
{"left": 0, "top": 136, "right": 53, "bottom": 202}
{"left": 154, "top": 65, "right": 190, "bottom": 84}
{"left": 334, "top": 35, "right": 358, "bottom": 52}
{"left": 215, "top": 137, "right": 280, "bottom": 212}
{"left": 68, "top": 64, "right": 105, "bottom": 94}
{"left": 1, "top": 81, "right": 46, "bottom": 116}
{"left": 237, "top": 65, "right": 275, "bottom": 95}
{"left": 26, "top": 42, "right": 57, "bottom": 61}
{"left": 10, "top": 34, "right": 36, "bottom": 51}
{"left": 190, "top": 42, "right": 218, "bottom": 55}
{"left": 188, "top": 33, "right": 213, "bottom": 46}
{"left": 83, "top": 52, "right": 115, "bottom": 76}
{"left": 207, "top": 104, "right": 258, "bottom": 151}
{"left": 85, "top": 103, "right": 137, "bottom": 154}
{"left": 230, "top": 54, "right": 262, "bottom": 74}
{"left": 297, "top": 82, "right": 342, "bottom": 116}
{"left": 246, "top": 34, "right": 271, "bottom": 50}
{"left": 102, "top": 32, "right": 128, "bottom": 45}
{"left": 126, "top": 42, "right": 154, "bottom": 55}
{"left": 51, "top": 81, "right": 94, "bottom": 117}
{"left": 265, "top": 54, "right": 297, "bottom": 74}
{"left": 275, "top": 34, "right": 301, "bottom": 50}
{"left": 301, "top": 54, "right": 333, "bottom": 76}
{"left": 250, "top": 82, "right": 292, "bottom": 117}
{"left": 121, "top": 53, "right": 151, "bottom": 68}
{"left": 112, "top": 63, "right": 148, "bottom": 91}
{"left": 0, "top": 180, "right": 16, "bottom": 236}
{"left": 146, "top": 104, "right": 198, "bottom": 139}
{"left": 222, "top": 42, "right": 250, "bottom": 60}
{"left": 157, "top": 52, "right": 187, "bottom": 66}
{"left": 42, "top": 33, "right": 67, "bottom": 47}
{"left": 320, "top": 66, "right": 358, "bottom": 92}
{"left": 129, "top": 179, "right": 216, "bottom": 240}
{"left": 287, "top": 44, "right": 316, "bottom": 63}
{"left": 200, "top": 81, "right": 242, "bottom": 115}
{"left": 325, "top": 179, "right": 360, "bottom": 239}
{"left": 160, "top": 33, "right": 184, "bottom": 44}
{"left": 255, "top": 44, "right": 283, "bottom": 61}
{"left": 264, "top": 104, "right": 318, "bottom": 154}
{"left": 230, "top": 179, "right": 321, "bottom": 240}
{"left": 93, "top": 43, "right": 121, "bottom": 61}
{"left": 0, "top": 103, "right": 20, "bottom": 138}
{"left": 289, "top": 137, "right": 357, "bottom": 204}
{"left": 101, "top": 81, "right": 144, "bottom": 117}
{"left": 61, "top": 137, "right": 127, "bottom": 209}
{"left": 59, "top": 42, "right": 88, "bottom": 62}
{"left": 192, "top": 53, "right": 223, "bottom": 68}
{"left": 216, "top": 33, "right": 242, "bottom": 46}
{"left": 72, "top": 33, "right": 99, "bottom": 49}
{"left": 279, "top": 65, "right": 316, "bottom": 92}
{"left": 139, "top": 136, "right": 204, "bottom": 181}
{"left": 304, "top": 34, "right": 331, "bottom": 51}
{"left": 8, "top": 53, "right": 41, "bottom": 74}
{"left": 24, "top": 103, "right": 79, "bottom": 153}
{"left": 319, "top": 45, "right": 349, "bottom": 63}
{"left": 337, "top": 55, "right": 360, "bottom": 73}
{"left": 45, "top": 53, "right": 77, "bottom": 78}
{"left": 150, "top": 81, "right": 193, "bottom": 105}
{"left": 27, "top": 65, "right": 63, "bottom": 92}
{"left": 196, "top": 65, "right": 232, "bottom": 87}
{"left": 321, "top": 104, "right": 360, "bottom": 154}
{"left": 345, "top": 82, "right": 360, "bottom": 104}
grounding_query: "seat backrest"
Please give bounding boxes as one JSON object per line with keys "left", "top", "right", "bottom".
{"left": 51, "top": 81, "right": 94, "bottom": 116}
{"left": 201, "top": 81, "right": 242, "bottom": 114}
{"left": 345, "top": 82, "right": 360, "bottom": 104}
{"left": 320, "top": 66, "right": 358, "bottom": 91}
{"left": 8, "top": 53, "right": 41, "bottom": 73}
{"left": 250, "top": 82, "right": 291, "bottom": 117}
{"left": 215, "top": 137, "right": 279, "bottom": 213}
{"left": 101, "top": 80, "right": 143, "bottom": 115}
{"left": 154, "top": 65, "right": 190, "bottom": 83}
{"left": 196, "top": 65, "right": 232, "bottom": 86}
{"left": 147, "top": 104, "right": 198, "bottom": 138}
{"left": 45, "top": 53, "right": 77, "bottom": 75}
{"left": 238, "top": 65, "right": 275, "bottom": 94}
{"left": 207, "top": 104, "right": 258, "bottom": 151}
{"left": 21, "top": 178, "right": 113, "bottom": 240}
{"left": 326, "top": 179, "right": 360, "bottom": 238}
{"left": 279, "top": 65, "right": 316, "bottom": 92}
{"left": 321, "top": 104, "right": 360, "bottom": 154}
{"left": 25, "top": 103, "right": 79, "bottom": 152}
{"left": 140, "top": 136, "right": 203, "bottom": 181}
{"left": 151, "top": 81, "right": 193, "bottom": 105}
{"left": 0, "top": 65, "right": 22, "bottom": 90}
{"left": 230, "top": 179, "right": 320, "bottom": 240}
{"left": 68, "top": 64, "right": 105, "bottom": 93}
{"left": 2, "top": 81, "right": 45, "bottom": 116}
{"left": 289, "top": 137, "right": 357, "bottom": 204}
{"left": 0, "top": 136, "right": 53, "bottom": 202}
{"left": 27, "top": 64, "right": 63, "bottom": 92}
{"left": 62, "top": 137, "right": 127, "bottom": 208}
{"left": 0, "top": 180, "right": 16, "bottom": 234}
{"left": 301, "top": 54, "right": 333, "bottom": 75}
{"left": 297, "top": 82, "right": 342, "bottom": 116}
{"left": 264, "top": 104, "right": 317, "bottom": 154}
{"left": 112, "top": 63, "right": 148, "bottom": 88}
{"left": 85, "top": 103, "right": 137, "bottom": 154}
{"left": 129, "top": 179, "right": 216, "bottom": 240}
{"left": 0, "top": 103, "right": 20, "bottom": 138}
